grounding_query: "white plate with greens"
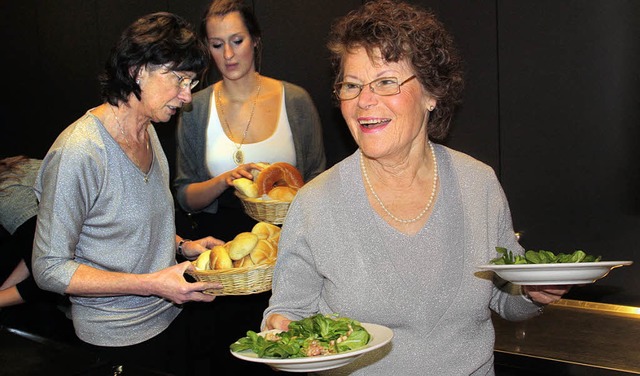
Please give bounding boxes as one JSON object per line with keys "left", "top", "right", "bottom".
{"left": 230, "top": 323, "right": 393, "bottom": 373}
{"left": 478, "top": 261, "right": 633, "bottom": 285}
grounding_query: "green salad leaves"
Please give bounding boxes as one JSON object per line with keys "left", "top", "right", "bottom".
{"left": 230, "top": 314, "right": 371, "bottom": 358}
{"left": 490, "top": 247, "right": 602, "bottom": 265}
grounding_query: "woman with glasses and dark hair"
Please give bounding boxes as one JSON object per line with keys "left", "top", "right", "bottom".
{"left": 262, "top": 1, "right": 569, "bottom": 374}
{"left": 173, "top": 0, "right": 325, "bottom": 373}
{"left": 32, "top": 12, "right": 224, "bottom": 375}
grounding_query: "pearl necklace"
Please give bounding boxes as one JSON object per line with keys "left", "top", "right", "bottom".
{"left": 110, "top": 105, "right": 150, "bottom": 183}
{"left": 360, "top": 142, "right": 438, "bottom": 224}
{"left": 216, "top": 74, "right": 262, "bottom": 165}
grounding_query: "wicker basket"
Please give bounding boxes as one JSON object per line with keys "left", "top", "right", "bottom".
{"left": 187, "top": 259, "right": 276, "bottom": 296}
{"left": 235, "top": 191, "right": 291, "bottom": 225}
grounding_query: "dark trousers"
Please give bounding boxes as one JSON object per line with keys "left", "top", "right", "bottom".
{"left": 82, "top": 312, "right": 189, "bottom": 376}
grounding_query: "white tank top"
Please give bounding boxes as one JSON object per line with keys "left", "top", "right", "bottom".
{"left": 205, "top": 86, "right": 297, "bottom": 177}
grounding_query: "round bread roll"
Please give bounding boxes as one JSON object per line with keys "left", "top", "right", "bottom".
{"left": 268, "top": 231, "right": 281, "bottom": 246}
{"left": 233, "top": 254, "right": 255, "bottom": 268}
{"left": 250, "top": 239, "right": 276, "bottom": 265}
{"left": 267, "top": 186, "right": 297, "bottom": 202}
{"left": 233, "top": 178, "right": 258, "bottom": 198}
{"left": 228, "top": 232, "right": 259, "bottom": 260}
{"left": 251, "top": 222, "right": 281, "bottom": 241}
{"left": 195, "top": 249, "right": 212, "bottom": 270}
{"left": 255, "top": 162, "right": 304, "bottom": 195}
{"left": 210, "top": 245, "right": 233, "bottom": 270}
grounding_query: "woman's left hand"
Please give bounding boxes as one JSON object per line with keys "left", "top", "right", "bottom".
{"left": 523, "top": 285, "right": 571, "bottom": 305}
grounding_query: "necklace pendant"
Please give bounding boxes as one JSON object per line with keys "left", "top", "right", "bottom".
{"left": 233, "top": 149, "right": 244, "bottom": 165}
{"left": 143, "top": 175, "right": 149, "bottom": 184}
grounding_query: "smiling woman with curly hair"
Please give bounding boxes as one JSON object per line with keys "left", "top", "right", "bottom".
{"left": 262, "top": 1, "right": 569, "bottom": 374}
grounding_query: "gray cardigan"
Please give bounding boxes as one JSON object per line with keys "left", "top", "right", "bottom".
{"left": 174, "top": 81, "right": 326, "bottom": 213}
{"left": 264, "top": 144, "right": 542, "bottom": 375}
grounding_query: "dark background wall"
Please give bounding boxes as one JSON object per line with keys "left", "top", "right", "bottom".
{"left": 1, "top": 1, "right": 638, "bottom": 306}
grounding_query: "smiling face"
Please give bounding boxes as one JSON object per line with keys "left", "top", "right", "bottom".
{"left": 205, "top": 11, "right": 256, "bottom": 81}
{"left": 340, "top": 47, "right": 436, "bottom": 161}
{"left": 136, "top": 64, "right": 196, "bottom": 123}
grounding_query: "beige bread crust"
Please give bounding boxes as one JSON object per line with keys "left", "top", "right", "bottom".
{"left": 267, "top": 186, "right": 297, "bottom": 202}
{"left": 195, "top": 249, "right": 212, "bottom": 270}
{"left": 233, "top": 254, "right": 256, "bottom": 268}
{"left": 250, "top": 239, "right": 276, "bottom": 265}
{"left": 251, "top": 222, "right": 281, "bottom": 240}
{"left": 255, "top": 162, "right": 304, "bottom": 195}
{"left": 233, "top": 178, "right": 259, "bottom": 198}
{"left": 210, "top": 245, "right": 233, "bottom": 270}
{"left": 228, "top": 232, "right": 259, "bottom": 260}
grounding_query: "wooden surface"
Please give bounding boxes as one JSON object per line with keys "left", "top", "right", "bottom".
{"left": 493, "top": 299, "right": 640, "bottom": 374}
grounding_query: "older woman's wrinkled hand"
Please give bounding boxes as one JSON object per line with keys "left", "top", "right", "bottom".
{"left": 265, "top": 313, "right": 292, "bottom": 331}
{"left": 523, "top": 285, "right": 571, "bottom": 305}
{"left": 146, "top": 261, "right": 221, "bottom": 304}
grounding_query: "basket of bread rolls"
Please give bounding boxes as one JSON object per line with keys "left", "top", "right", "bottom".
{"left": 187, "top": 222, "right": 281, "bottom": 295}
{"left": 233, "top": 162, "right": 303, "bottom": 225}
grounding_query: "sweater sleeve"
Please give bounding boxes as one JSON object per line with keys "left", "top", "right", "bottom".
{"left": 174, "top": 86, "right": 219, "bottom": 214}
{"left": 283, "top": 82, "right": 327, "bottom": 183}
{"left": 487, "top": 178, "right": 544, "bottom": 320}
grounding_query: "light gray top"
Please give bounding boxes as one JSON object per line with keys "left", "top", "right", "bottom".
{"left": 174, "top": 81, "right": 327, "bottom": 213}
{"left": 264, "top": 144, "right": 542, "bottom": 375}
{"left": 32, "top": 111, "right": 180, "bottom": 346}
{"left": 0, "top": 158, "right": 41, "bottom": 234}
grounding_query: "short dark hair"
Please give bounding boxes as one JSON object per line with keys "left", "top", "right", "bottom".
{"left": 327, "top": 0, "right": 465, "bottom": 140}
{"left": 99, "top": 12, "right": 209, "bottom": 106}
{"left": 199, "top": 0, "right": 263, "bottom": 75}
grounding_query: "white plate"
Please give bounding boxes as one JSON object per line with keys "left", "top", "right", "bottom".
{"left": 230, "top": 322, "right": 393, "bottom": 373}
{"left": 477, "top": 261, "right": 633, "bottom": 285}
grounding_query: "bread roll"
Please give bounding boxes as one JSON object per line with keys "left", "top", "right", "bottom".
{"left": 210, "top": 245, "right": 233, "bottom": 270}
{"left": 233, "top": 178, "right": 258, "bottom": 198}
{"left": 255, "top": 162, "right": 304, "bottom": 195}
{"left": 195, "top": 249, "right": 212, "bottom": 270}
{"left": 233, "top": 254, "right": 255, "bottom": 268}
{"left": 251, "top": 222, "right": 281, "bottom": 240}
{"left": 250, "top": 239, "right": 276, "bottom": 265}
{"left": 228, "top": 232, "right": 259, "bottom": 260}
{"left": 267, "top": 186, "right": 297, "bottom": 202}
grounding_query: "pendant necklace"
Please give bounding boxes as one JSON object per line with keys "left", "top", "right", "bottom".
{"left": 360, "top": 141, "right": 438, "bottom": 224}
{"left": 216, "top": 74, "right": 262, "bottom": 165}
{"left": 110, "top": 105, "right": 150, "bottom": 183}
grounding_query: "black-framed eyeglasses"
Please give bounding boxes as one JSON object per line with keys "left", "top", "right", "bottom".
{"left": 333, "top": 75, "right": 417, "bottom": 101}
{"left": 170, "top": 71, "right": 199, "bottom": 90}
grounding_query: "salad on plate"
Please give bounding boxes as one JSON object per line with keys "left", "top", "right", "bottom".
{"left": 230, "top": 314, "right": 371, "bottom": 359}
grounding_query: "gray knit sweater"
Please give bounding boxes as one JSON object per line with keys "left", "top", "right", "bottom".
{"left": 264, "top": 144, "right": 542, "bottom": 375}
{"left": 33, "top": 112, "right": 180, "bottom": 346}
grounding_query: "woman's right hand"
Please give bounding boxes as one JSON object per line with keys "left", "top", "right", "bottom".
{"left": 265, "top": 313, "right": 292, "bottom": 331}
{"left": 225, "top": 162, "right": 263, "bottom": 186}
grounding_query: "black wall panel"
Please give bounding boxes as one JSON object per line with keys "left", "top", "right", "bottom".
{"left": 498, "top": 1, "right": 640, "bottom": 305}
{"left": 254, "top": 0, "right": 361, "bottom": 168}
{"left": 0, "top": 1, "right": 638, "bottom": 305}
